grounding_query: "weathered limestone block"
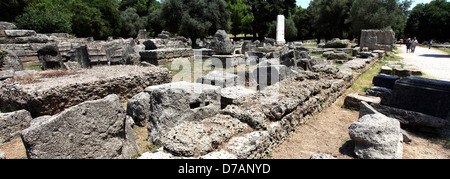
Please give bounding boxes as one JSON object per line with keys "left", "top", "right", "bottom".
{"left": 70, "top": 45, "right": 90, "bottom": 68}
{"left": 225, "top": 131, "right": 270, "bottom": 159}
{"left": 196, "top": 71, "right": 240, "bottom": 88}
{"left": 0, "top": 110, "right": 32, "bottom": 144}
{"left": 310, "top": 153, "right": 337, "bottom": 159}
{"left": 360, "top": 29, "right": 395, "bottom": 52}
{"left": 220, "top": 86, "right": 256, "bottom": 108}
{"left": 349, "top": 113, "right": 403, "bottom": 159}
{"left": 222, "top": 105, "right": 267, "bottom": 130}
{"left": 380, "top": 66, "right": 393, "bottom": 75}
{"left": 20, "top": 94, "right": 140, "bottom": 159}
{"left": 344, "top": 93, "right": 381, "bottom": 110}
{"left": 144, "top": 82, "right": 221, "bottom": 145}
{"left": 86, "top": 41, "right": 108, "bottom": 64}
{"left": 163, "top": 114, "right": 247, "bottom": 157}
{"left": 320, "top": 38, "right": 351, "bottom": 48}
{"left": 327, "top": 52, "right": 349, "bottom": 61}
{"left": 0, "top": 22, "right": 17, "bottom": 32}
{"left": 209, "top": 30, "right": 234, "bottom": 55}
{"left": 4, "top": 30, "right": 36, "bottom": 37}
{"left": 253, "top": 64, "right": 295, "bottom": 90}
{"left": 126, "top": 92, "right": 150, "bottom": 127}
{"left": 1, "top": 50, "right": 23, "bottom": 71}
{"left": 37, "top": 45, "right": 63, "bottom": 70}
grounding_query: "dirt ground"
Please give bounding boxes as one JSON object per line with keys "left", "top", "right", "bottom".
{"left": 270, "top": 90, "right": 450, "bottom": 159}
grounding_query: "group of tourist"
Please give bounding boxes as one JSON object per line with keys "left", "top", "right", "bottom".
{"left": 406, "top": 37, "right": 419, "bottom": 53}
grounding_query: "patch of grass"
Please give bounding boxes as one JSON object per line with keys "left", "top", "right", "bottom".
{"left": 132, "top": 125, "right": 162, "bottom": 159}
{"left": 24, "top": 65, "right": 42, "bottom": 72}
{"left": 349, "top": 62, "right": 381, "bottom": 94}
{"left": 349, "top": 53, "right": 402, "bottom": 94}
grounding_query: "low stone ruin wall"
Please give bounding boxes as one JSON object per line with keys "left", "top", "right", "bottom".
{"left": 137, "top": 57, "right": 377, "bottom": 159}
{"left": 1, "top": 46, "right": 378, "bottom": 159}
{"left": 0, "top": 65, "right": 172, "bottom": 117}
{"left": 139, "top": 48, "right": 194, "bottom": 66}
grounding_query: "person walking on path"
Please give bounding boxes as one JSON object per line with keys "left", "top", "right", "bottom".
{"left": 397, "top": 45, "right": 450, "bottom": 82}
{"left": 406, "top": 38, "right": 411, "bottom": 53}
{"left": 429, "top": 40, "right": 433, "bottom": 49}
{"left": 411, "top": 37, "right": 418, "bottom": 53}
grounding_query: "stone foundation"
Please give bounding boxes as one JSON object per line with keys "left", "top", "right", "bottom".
{"left": 139, "top": 48, "right": 194, "bottom": 66}
{"left": 0, "top": 65, "right": 172, "bottom": 117}
{"left": 139, "top": 56, "right": 378, "bottom": 159}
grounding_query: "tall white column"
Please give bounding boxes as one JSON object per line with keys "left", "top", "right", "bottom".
{"left": 276, "top": 15, "right": 285, "bottom": 44}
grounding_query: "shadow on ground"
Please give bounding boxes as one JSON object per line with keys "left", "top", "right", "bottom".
{"left": 339, "top": 140, "right": 357, "bottom": 159}
{"left": 419, "top": 54, "right": 450, "bottom": 58}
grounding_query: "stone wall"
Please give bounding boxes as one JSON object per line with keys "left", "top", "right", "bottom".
{"left": 139, "top": 48, "right": 194, "bottom": 66}
{"left": 138, "top": 54, "right": 378, "bottom": 159}
{"left": 0, "top": 65, "right": 172, "bottom": 117}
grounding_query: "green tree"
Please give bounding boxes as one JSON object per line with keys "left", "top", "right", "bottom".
{"left": 226, "top": 0, "right": 254, "bottom": 37}
{"left": 406, "top": 0, "right": 450, "bottom": 42}
{"left": 0, "top": 0, "right": 32, "bottom": 22}
{"left": 346, "top": 0, "right": 410, "bottom": 39}
{"left": 119, "top": 0, "right": 162, "bottom": 37}
{"left": 247, "top": 0, "right": 296, "bottom": 39}
{"left": 70, "top": 1, "right": 108, "bottom": 39}
{"left": 267, "top": 17, "right": 298, "bottom": 41}
{"left": 68, "top": 0, "right": 121, "bottom": 39}
{"left": 119, "top": 8, "right": 148, "bottom": 38}
{"left": 292, "top": 6, "right": 311, "bottom": 40}
{"left": 14, "top": 1, "right": 72, "bottom": 33}
{"left": 308, "top": 0, "right": 352, "bottom": 40}
{"left": 160, "top": 0, "right": 230, "bottom": 45}
{"left": 119, "top": 0, "right": 161, "bottom": 16}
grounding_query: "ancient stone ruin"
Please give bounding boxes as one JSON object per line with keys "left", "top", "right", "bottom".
{"left": 1, "top": 23, "right": 411, "bottom": 159}
{"left": 360, "top": 29, "right": 395, "bottom": 52}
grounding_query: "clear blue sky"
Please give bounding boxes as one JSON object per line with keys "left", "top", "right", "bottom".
{"left": 296, "top": 0, "right": 433, "bottom": 9}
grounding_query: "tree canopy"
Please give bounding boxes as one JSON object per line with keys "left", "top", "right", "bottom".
{"left": 160, "top": 0, "right": 230, "bottom": 42}
{"left": 0, "top": 0, "right": 448, "bottom": 42}
{"left": 405, "top": 0, "right": 450, "bottom": 42}
{"left": 346, "top": 0, "right": 411, "bottom": 39}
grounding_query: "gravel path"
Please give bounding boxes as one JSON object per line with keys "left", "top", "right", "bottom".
{"left": 397, "top": 45, "right": 450, "bottom": 82}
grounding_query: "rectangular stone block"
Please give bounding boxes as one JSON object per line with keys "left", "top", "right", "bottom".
{"left": 0, "top": 110, "right": 32, "bottom": 143}
{"left": 373, "top": 74, "right": 400, "bottom": 90}
{"left": 144, "top": 82, "right": 221, "bottom": 145}
{"left": 389, "top": 77, "right": 450, "bottom": 119}
{"left": 20, "top": 95, "right": 140, "bottom": 159}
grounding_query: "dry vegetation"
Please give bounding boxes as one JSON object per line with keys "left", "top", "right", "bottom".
{"left": 8, "top": 70, "right": 80, "bottom": 85}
